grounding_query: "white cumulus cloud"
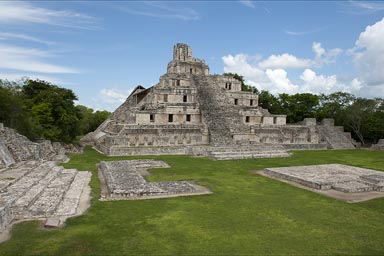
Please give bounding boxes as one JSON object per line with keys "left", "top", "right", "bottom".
{"left": 300, "top": 69, "right": 360, "bottom": 94}
{"left": 259, "top": 53, "right": 313, "bottom": 69}
{"left": 222, "top": 52, "right": 358, "bottom": 96}
{"left": 312, "top": 42, "right": 342, "bottom": 66}
{"left": 222, "top": 54, "right": 267, "bottom": 82}
{"left": 265, "top": 69, "right": 299, "bottom": 94}
{"left": 352, "top": 18, "right": 384, "bottom": 87}
{"left": 222, "top": 54, "right": 300, "bottom": 94}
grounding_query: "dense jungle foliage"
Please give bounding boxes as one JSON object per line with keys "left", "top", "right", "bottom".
{"left": 0, "top": 79, "right": 110, "bottom": 143}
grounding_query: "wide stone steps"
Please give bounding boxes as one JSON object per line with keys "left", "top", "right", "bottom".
{"left": 0, "top": 161, "right": 91, "bottom": 232}
{"left": 13, "top": 165, "right": 63, "bottom": 217}
{"left": 210, "top": 151, "right": 290, "bottom": 160}
{"left": 317, "top": 126, "right": 355, "bottom": 149}
{"left": 55, "top": 171, "right": 91, "bottom": 216}
{"left": 0, "top": 161, "right": 55, "bottom": 203}
{"left": 207, "top": 146, "right": 291, "bottom": 160}
{"left": 27, "top": 169, "right": 77, "bottom": 218}
{"left": 193, "top": 76, "right": 245, "bottom": 146}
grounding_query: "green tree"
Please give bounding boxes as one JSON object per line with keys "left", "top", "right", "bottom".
{"left": 276, "top": 93, "right": 320, "bottom": 123}
{"left": 76, "top": 105, "right": 111, "bottom": 135}
{"left": 342, "top": 98, "right": 384, "bottom": 145}
{"left": 1, "top": 79, "right": 111, "bottom": 143}
{"left": 22, "top": 79, "right": 82, "bottom": 143}
{"left": 0, "top": 80, "right": 31, "bottom": 135}
{"left": 258, "top": 90, "right": 281, "bottom": 114}
{"left": 76, "top": 105, "right": 94, "bottom": 134}
{"left": 91, "top": 110, "right": 111, "bottom": 131}
{"left": 316, "top": 92, "right": 355, "bottom": 124}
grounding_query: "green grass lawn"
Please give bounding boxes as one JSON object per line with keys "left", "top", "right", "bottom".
{"left": 1, "top": 148, "right": 384, "bottom": 255}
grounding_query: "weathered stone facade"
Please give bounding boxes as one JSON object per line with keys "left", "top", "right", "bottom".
{"left": 83, "top": 43, "right": 356, "bottom": 159}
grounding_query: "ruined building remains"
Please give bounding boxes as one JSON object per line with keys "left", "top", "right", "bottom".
{"left": 0, "top": 124, "right": 91, "bottom": 234}
{"left": 83, "top": 43, "right": 356, "bottom": 160}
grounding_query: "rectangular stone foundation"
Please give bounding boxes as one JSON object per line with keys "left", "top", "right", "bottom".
{"left": 258, "top": 164, "right": 384, "bottom": 203}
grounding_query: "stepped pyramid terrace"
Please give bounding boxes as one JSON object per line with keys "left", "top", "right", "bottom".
{"left": 82, "top": 43, "right": 357, "bottom": 160}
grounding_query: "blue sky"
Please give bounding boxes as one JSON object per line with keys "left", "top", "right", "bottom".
{"left": 0, "top": 1, "right": 384, "bottom": 111}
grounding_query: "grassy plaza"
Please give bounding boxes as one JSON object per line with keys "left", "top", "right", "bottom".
{"left": 0, "top": 147, "right": 383, "bottom": 255}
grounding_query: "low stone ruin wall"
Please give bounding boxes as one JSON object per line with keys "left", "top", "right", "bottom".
{"left": 259, "top": 164, "right": 384, "bottom": 202}
{"left": 98, "top": 159, "right": 211, "bottom": 200}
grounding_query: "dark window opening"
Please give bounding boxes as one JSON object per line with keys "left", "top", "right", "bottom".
{"left": 273, "top": 117, "right": 277, "bottom": 124}
{"left": 176, "top": 80, "right": 181, "bottom": 86}
{"left": 168, "top": 114, "right": 173, "bottom": 122}
{"left": 234, "top": 99, "right": 238, "bottom": 105}
{"left": 225, "top": 82, "right": 232, "bottom": 90}
{"left": 246, "top": 116, "right": 250, "bottom": 123}
{"left": 186, "top": 114, "right": 191, "bottom": 122}
{"left": 164, "top": 94, "right": 168, "bottom": 102}
{"left": 250, "top": 99, "right": 254, "bottom": 106}
{"left": 183, "top": 95, "right": 187, "bottom": 102}
{"left": 150, "top": 114, "right": 154, "bottom": 122}
{"left": 190, "top": 68, "right": 193, "bottom": 74}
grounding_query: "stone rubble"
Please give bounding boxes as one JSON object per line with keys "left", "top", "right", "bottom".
{"left": 0, "top": 124, "right": 83, "bottom": 169}
{"left": 98, "top": 159, "right": 211, "bottom": 200}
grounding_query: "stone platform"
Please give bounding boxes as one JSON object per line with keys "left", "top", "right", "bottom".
{"left": 257, "top": 164, "right": 384, "bottom": 202}
{"left": 96, "top": 144, "right": 291, "bottom": 161}
{"left": 0, "top": 161, "right": 91, "bottom": 235}
{"left": 98, "top": 160, "right": 211, "bottom": 200}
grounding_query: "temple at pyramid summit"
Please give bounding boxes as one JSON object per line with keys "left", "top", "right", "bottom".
{"left": 82, "top": 43, "right": 357, "bottom": 160}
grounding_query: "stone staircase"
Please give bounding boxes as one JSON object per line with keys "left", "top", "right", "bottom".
{"left": 317, "top": 126, "right": 355, "bottom": 149}
{"left": 193, "top": 76, "right": 246, "bottom": 146}
{"left": 192, "top": 76, "right": 291, "bottom": 160}
{"left": 206, "top": 145, "right": 291, "bottom": 160}
{"left": 0, "top": 161, "right": 91, "bottom": 232}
